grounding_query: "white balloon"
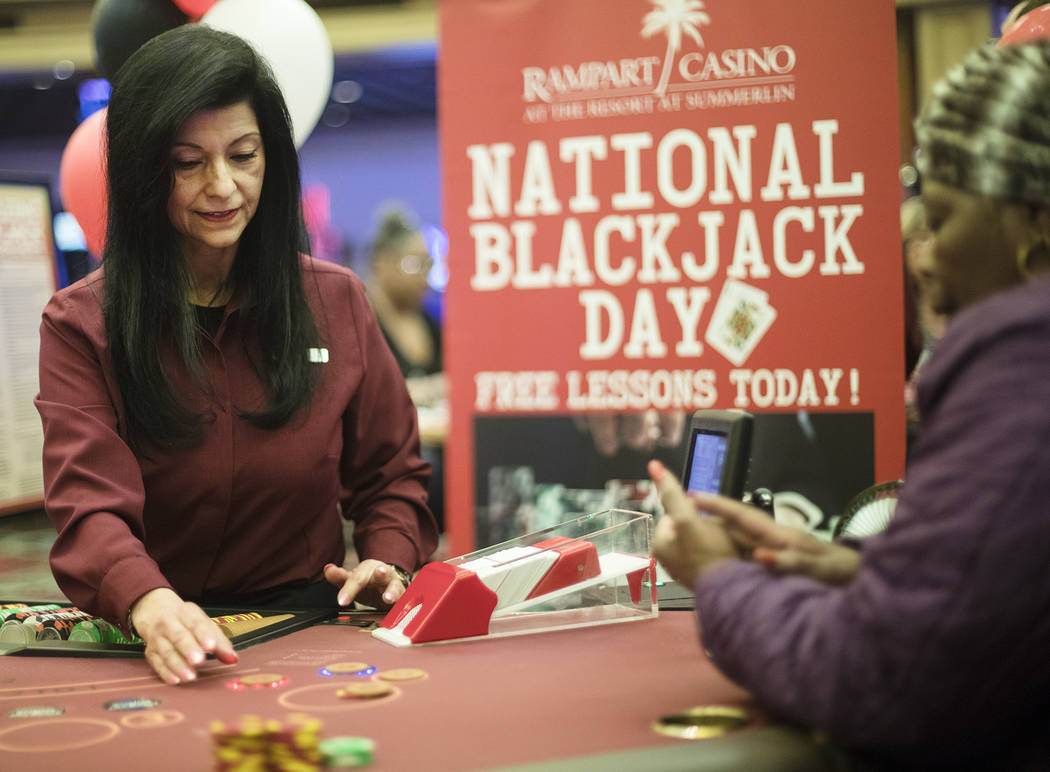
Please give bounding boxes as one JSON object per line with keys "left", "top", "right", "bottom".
{"left": 201, "top": 0, "right": 333, "bottom": 148}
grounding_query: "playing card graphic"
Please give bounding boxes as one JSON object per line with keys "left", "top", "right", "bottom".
{"left": 705, "top": 279, "right": 777, "bottom": 366}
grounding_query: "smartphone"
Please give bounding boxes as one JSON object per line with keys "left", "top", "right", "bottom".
{"left": 680, "top": 409, "right": 753, "bottom": 499}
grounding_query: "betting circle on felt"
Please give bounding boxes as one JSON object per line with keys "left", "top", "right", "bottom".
{"left": 120, "top": 710, "right": 185, "bottom": 729}
{"left": 0, "top": 718, "right": 120, "bottom": 752}
{"left": 278, "top": 682, "right": 402, "bottom": 711}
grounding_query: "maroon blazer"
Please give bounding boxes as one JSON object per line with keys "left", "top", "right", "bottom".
{"left": 35, "top": 257, "right": 437, "bottom": 627}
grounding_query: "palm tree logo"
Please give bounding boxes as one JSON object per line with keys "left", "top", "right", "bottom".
{"left": 642, "top": 0, "right": 711, "bottom": 97}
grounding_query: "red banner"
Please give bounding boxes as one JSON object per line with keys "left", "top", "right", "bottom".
{"left": 440, "top": 0, "right": 903, "bottom": 553}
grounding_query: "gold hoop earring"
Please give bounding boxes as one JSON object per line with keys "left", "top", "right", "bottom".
{"left": 1017, "top": 239, "right": 1048, "bottom": 278}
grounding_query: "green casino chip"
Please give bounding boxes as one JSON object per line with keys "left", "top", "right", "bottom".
{"left": 320, "top": 736, "right": 374, "bottom": 767}
{"left": 69, "top": 619, "right": 139, "bottom": 644}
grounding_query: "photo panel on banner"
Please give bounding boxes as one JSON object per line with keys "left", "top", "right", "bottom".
{"left": 440, "top": 0, "right": 903, "bottom": 552}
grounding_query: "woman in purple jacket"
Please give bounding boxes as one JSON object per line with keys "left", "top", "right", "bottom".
{"left": 650, "top": 39, "right": 1050, "bottom": 769}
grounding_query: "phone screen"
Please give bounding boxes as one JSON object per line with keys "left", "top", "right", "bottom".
{"left": 685, "top": 429, "right": 728, "bottom": 494}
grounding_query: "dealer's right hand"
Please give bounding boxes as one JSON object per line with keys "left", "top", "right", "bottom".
{"left": 130, "top": 588, "right": 238, "bottom": 685}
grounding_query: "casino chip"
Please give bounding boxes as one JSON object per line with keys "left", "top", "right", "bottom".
{"left": 227, "top": 673, "right": 289, "bottom": 691}
{"left": 336, "top": 682, "right": 392, "bottom": 700}
{"left": 211, "top": 714, "right": 323, "bottom": 771}
{"left": 324, "top": 662, "right": 369, "bottom": 674}
{"left": 320, "top": 736, "right": 374, "bottom": 768}
{"left": 375, "top": 668, "right": 426, "bottom": 682}
{"left": 239, "top": 673, "right": 286, "bottom": 686}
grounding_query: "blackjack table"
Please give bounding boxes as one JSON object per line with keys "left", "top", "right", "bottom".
{"left": 0, "top": 606, "right": 838, "bottom": 771}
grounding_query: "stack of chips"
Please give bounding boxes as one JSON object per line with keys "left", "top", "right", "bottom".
{"left": 0, "top": 605, "right": 143, "bottom": 647}
{"left": 210, "top": 714, "right": 324, "bottom": 771}
{"left": 68, "top": 618, "right": 141, "bottom": 644}
{"left": 0, "top": 606, "right": 94, "bottom": 644}
{"left": 318, "top": 737, "right": 375, "bottom": 768}
{"left": 0, "top": 603, "right": 61, "bottom": 622}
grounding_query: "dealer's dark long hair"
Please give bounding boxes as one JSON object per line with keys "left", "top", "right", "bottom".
{"left": 103, "top": 25, "right": 318, "bottom": 451}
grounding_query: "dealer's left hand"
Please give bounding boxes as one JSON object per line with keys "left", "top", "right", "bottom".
{"left": 323, "top": 560, "right": 407, "bottom": 608}
{"left": 649, "top": 459, "right": 743, "bottom": 587}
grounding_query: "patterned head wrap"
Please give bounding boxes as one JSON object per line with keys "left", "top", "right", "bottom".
{"left": 916, "top": 40, "right": 1050, "bottom": 206}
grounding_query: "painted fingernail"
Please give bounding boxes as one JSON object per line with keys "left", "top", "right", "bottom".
{"left": 753, "top": 547, "right": 778, "bottom": 565}
{"left": 648, "top": 460, "right": 666, "bottom": 482}
{"left": 182, "top": 669, "right": 195, "bottom": 681}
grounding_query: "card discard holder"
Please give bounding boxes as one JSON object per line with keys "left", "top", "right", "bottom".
{"left": 373, "top": 509, "right": 657, "bottom": 647}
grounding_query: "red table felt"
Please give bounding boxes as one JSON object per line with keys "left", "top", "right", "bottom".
{"left": 0, "top": 611, "right": 754, "bottom": 771}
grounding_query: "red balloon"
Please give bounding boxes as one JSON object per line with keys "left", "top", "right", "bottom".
{"left": 172, "top": 0, "right": 217, "bottom": 17}
{"left": 999, "top": 5, "right": 1050, "bottom": 46}
{"left": 59, "top": 108, "right": 108, "bottom": 258}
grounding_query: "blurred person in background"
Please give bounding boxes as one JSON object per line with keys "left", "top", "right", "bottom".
{"left": 901, "top": 195, "right": 948, "bottom": 448}
{"left": 367, "top": 207, "right": 446, "bottom": 537}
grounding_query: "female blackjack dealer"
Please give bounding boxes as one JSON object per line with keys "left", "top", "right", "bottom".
{"left": 35, "top": 25, "right": 437, "bottom": 685}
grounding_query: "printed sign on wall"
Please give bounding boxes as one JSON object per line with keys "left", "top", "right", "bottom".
{"left": 440, "top": 0, "right": 903, "bottom": 553}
